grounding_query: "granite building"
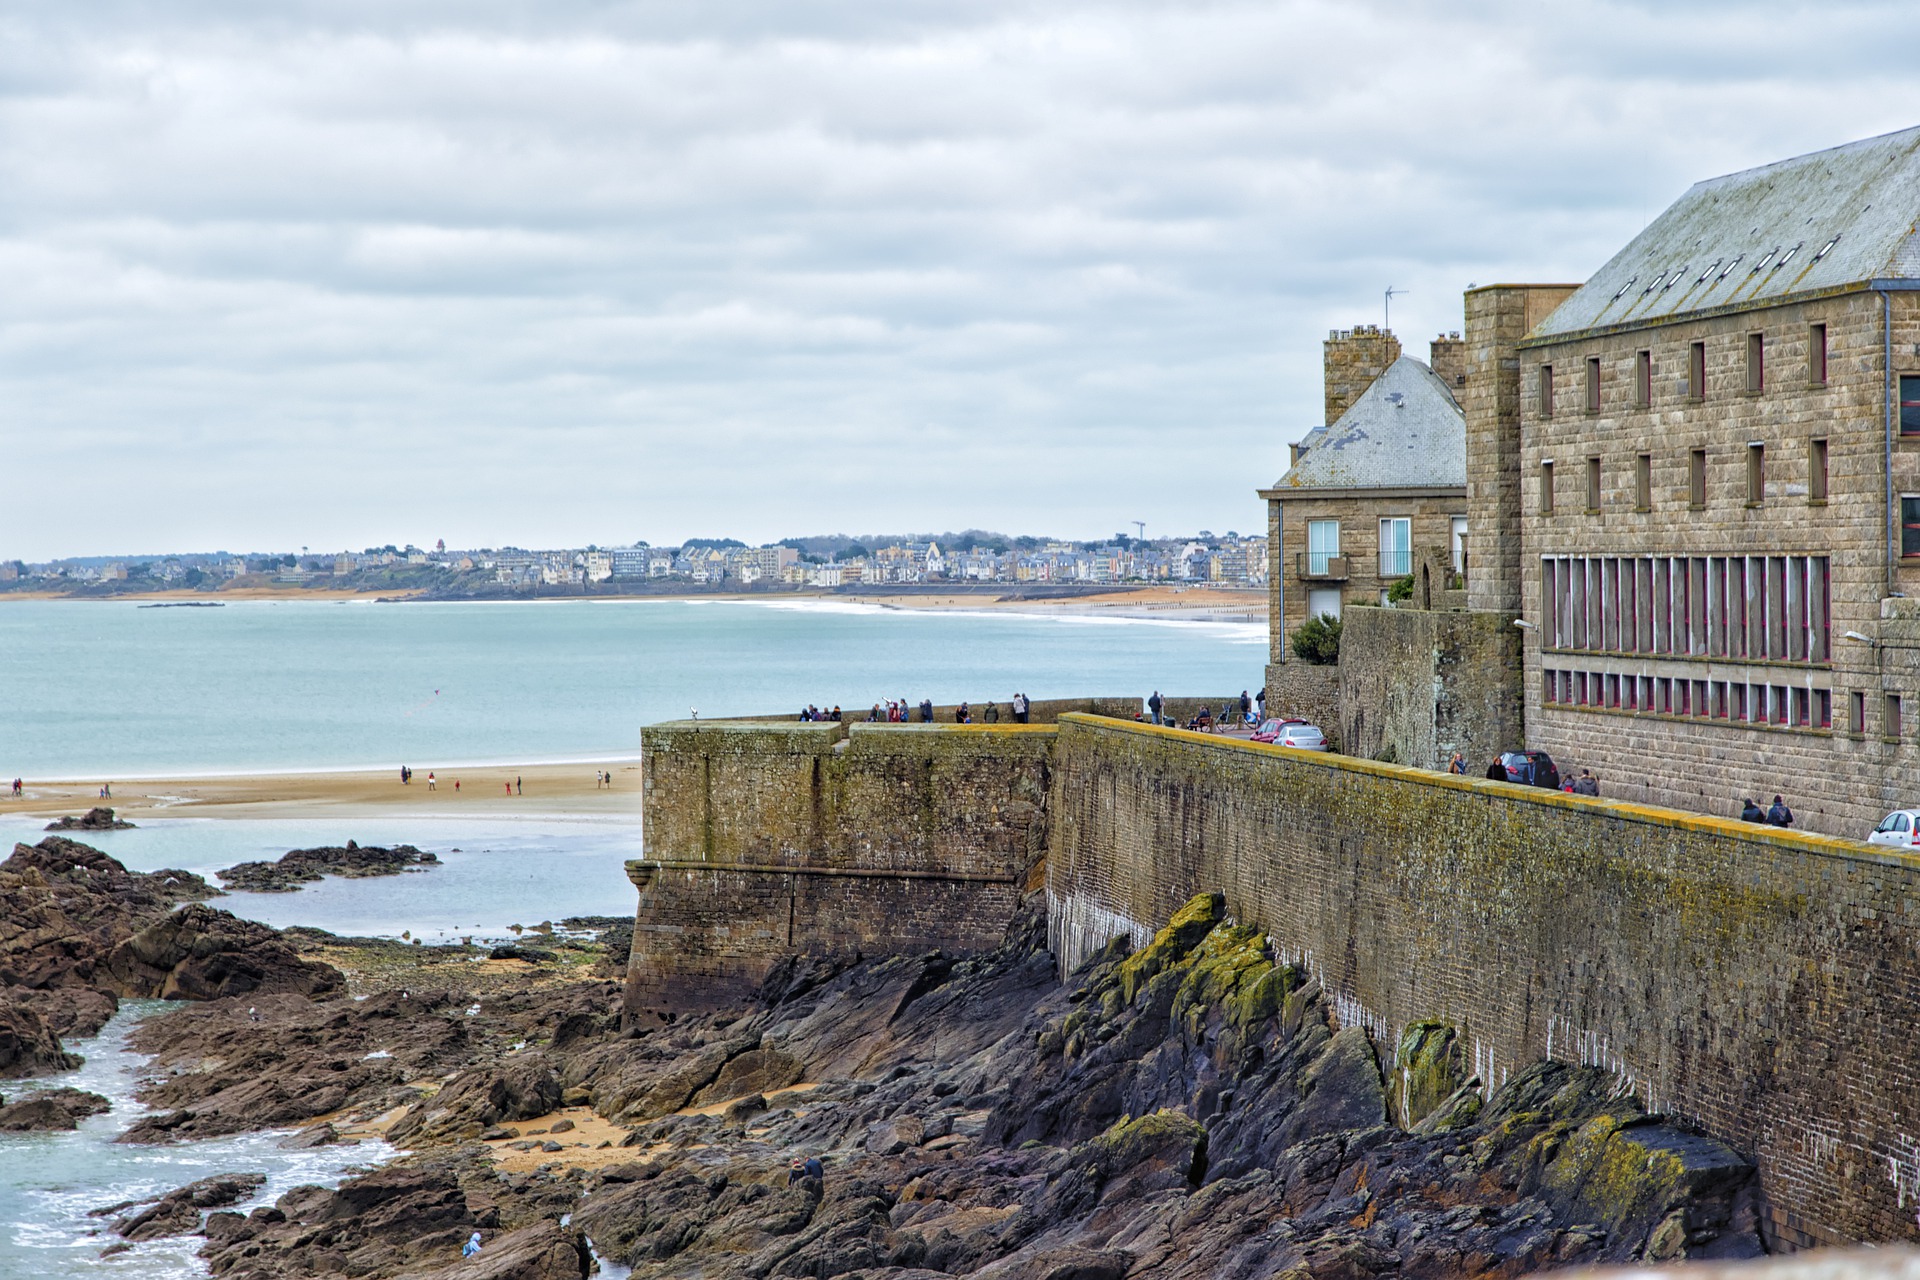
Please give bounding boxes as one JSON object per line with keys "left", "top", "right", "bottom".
{"left": 1261, "top": 332, "right": 1469, "bottom": 672}
{"left": 1474, "top": 124, "right": 1920, "bottom": 835}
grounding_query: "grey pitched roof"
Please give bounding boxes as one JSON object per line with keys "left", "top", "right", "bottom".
{"left": 1271, "top": 357, "right": 1465, "bottom": 491}
{"left": 1531, "top": 124, "right": 1920, "bottom": 340}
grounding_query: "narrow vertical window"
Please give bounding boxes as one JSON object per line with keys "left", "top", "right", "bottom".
{"left": 1689, "top": 341, "right": 1707, "bottom": 399}
{"left": 1635, "top": 349, "right": 1652, "bottom": 408}
{"left": 1746, "top": 443, "right": 1765, "bottom": 505}
{"left": 1887, "top": 693, "right": 1904, "bottom": 741}
{"left": 1585, "top": 457, "right": 1602, "bottom": 511}
{"left": 1377, "top": 517, "right": 1410, "bottom": 577}
{"left": 1586, "top": 356, "right": 1601, "bottom": 411}
{"left": 1902, "top": 376, "right": 1920, "bottom": 435}
{"left": 1539, "top": 365, "right": 1554, "bottom": 417}
{"left": 1746, "top": 332, "right": 1764, "bottom": 392}
{"left": 1689, "top": 448, "right": 1707, "bottom": 508}
{"left": 1816, "top": 689, "right": 1832, "bottom": 730}
{"left": 1810, "top": 437, "right": 1828, "bottom": 502}
{"left": 1539, "top": 462, "right": 1555, "bottom": 515}
{"left": 1635, "top": 453, "right": 1652, "bottom": 510}
{"left": 1903, "top": 496, "right": 1920, "bottom": 557}
{"left": 1852, "top": 690, "right": 1866, "bottom": 735}
{"left": 1306, "top": 520, "right": 1340, "bottom": 575}
{"left": 1808, "top": 323, "right": 1827, "bottom": 386}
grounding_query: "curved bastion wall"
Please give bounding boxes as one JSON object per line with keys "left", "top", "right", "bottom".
{"left": 629, "top": 707, "right": 1920, "bottom": 1251}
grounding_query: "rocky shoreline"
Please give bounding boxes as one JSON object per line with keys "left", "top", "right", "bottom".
{"left": 0, "top": 834, "right": 1769, "bottom": 1277}
{"left": 216, "top": 840, "right": 439, "bottom": 892}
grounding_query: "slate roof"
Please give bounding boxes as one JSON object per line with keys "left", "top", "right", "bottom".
{"left": 1532, "top": 124, "right": 1920, "bottom": 340}
{"left": 1270, "top": 357, "right": 1465, "bottom": 491}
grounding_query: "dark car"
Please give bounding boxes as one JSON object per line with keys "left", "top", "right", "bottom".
{"left": 1496, "top": 749, "right": 1560, "bottom": 790}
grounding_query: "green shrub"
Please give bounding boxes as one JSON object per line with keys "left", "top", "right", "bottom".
{"left": 1291, "top": 612, "right": 1342, "bottom": 664}
{"left": 1388, "top": 574, "right": 1416, "bottom": 603}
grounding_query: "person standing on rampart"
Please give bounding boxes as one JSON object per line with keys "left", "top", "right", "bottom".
{"left": 1767, "top": 795, "right": 1794, "bottom": 827}
{"left": 1148, "top": 691, "right": 1164, "bottom": 725}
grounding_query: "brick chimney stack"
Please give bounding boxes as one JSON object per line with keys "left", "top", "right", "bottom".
{"left": 1429, "top": 331, "right": 1467, "bottom": 392}
{"left": 1322, "top": 325, "right": 1400, "bottom": 426}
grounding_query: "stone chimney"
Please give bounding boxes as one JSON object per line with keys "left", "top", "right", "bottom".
{"left": 1462, "top": 285, "right": 1578, "bottom": 615}
{"left": 1323, "top": 325, "right": 1400, "bottom": 426}
{"left": 1429, "top": 331, "right": 1467, "bottom": 392}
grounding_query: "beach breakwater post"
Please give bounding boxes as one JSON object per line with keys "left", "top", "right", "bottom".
{"left": 628, "top": 706, "right": 1920, "bottom": 1249}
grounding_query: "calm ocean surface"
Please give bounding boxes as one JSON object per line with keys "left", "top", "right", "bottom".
{"left": 0, "top": 598, "right": 1263, "bottom": 778}
{"left": 0, "top": 597, "right": 1261, "bottom": 1277}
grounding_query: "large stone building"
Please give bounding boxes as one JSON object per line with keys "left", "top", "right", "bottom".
{"left": 1469, "top": 123, "right": 1920, "bottom": 836}
{"left": 1260, "top": 332, "right": 1469, "bottom": 680}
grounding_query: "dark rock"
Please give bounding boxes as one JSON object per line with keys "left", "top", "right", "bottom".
{"left": 547, "top": 1118, "right": 574, "bottom": 1133}
{"left": 102, "top": 902, "right": 343, "bottom": 1002}
{"left": 276, "top": 1122, "right": 338, "bottom": 1148}
{"left": 217, "top": 843, "right": 438, "bottom": 893}
{"left": 0, "top": 1086, "right": 110, "bottom": 1129}
{"left": 108, "top": 1172, "right": 267, "bottom": 1241}
{"left": 391, "top": 1219, "right": 590, "bottom": 1280}
{"left": 388, "top": 1054, "right": 563, "bottom": 1144}
{"left": 44, "top": 808, "right": 135, "bottom": 831}
{"left": 489, "top": 945, "right": 557, "bottom": 963}
{"left": 0, "top": 1000, "right": 82, "bottom": 1078}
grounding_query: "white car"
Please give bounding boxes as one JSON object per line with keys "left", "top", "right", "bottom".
{"left": 1868, "top": 810, "right": 1920, "bottom": 849}
{"left": 1268, "top": 723, "right": 1328, "bottom": 751}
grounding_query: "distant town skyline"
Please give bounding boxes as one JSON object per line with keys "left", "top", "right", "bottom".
{"left": 6, "top": 2, "right": 1920, "bottom": 560}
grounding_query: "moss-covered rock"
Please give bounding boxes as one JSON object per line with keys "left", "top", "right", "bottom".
{"left": 1389, "top": 1020, "right": 1465, "bottom": 1128}
{"left": 1115, "top": 892, "right": 1223, "bottom": 1006}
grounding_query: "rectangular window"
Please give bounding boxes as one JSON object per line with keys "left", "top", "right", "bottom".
{"left": 1902, "top": 375, "right": 1920, "bottom": 435}
{"left": 1306, "top": 520, "right": 1340, "bottom": 575}
{"left": 1903, "top": 496, "right": 1920, "bottom": 557}
{"left": 1606, "top": 673, "right": 1619, "bottom": 707}
{"left": 1731, "top": 683, "right": 1746, "bottom": 722}
{"left": 1677, "top": 680, "right": 1691, "bottom": 716}
{"left": 1887, "top": 693, "right": 1904, "bottom": 741}
{"left": 1772, "top": 686, "right": 1789, "bottom": 726}
{"left": 1543, "top": 670, "right": 1556, "bottom": 704}
{"left": 1586, "top": 356, "right": 1602, "bottom": 411}
{"left": 1809, "top": 323, "right": 1827, "bottom": 386}
{"left": 1810, "top": 557, "right": 1830, "bottom": 662}
{"left": 1852, "top": 690, "right": 1866, "bottom": 735}
{"left": 1816, "top": 688, "right": 1832, "bottom": 730}
{"left": 1586, "top": 457, "right": 1602, "bottom": 511}
{"left": 1810, "top": 438, "right": 1828, "bottom": 502}
{"left": 1539, "top": 365, "right": 1554, "bottom": 417}
{"left": 1635, "top": 453, "right": 1652, "bottom": 510}
{"left": 1377, "top": 517, "right": 1410, "bottom": 577}
{"left": 1747, "top": 443, "right": 1765, "bottom": 505}
{"left": 1656, "top": 677, "right": 1671, "bottom": 714}
{"left": 1728, "top": 557, "right": 1747, "bottom": 657}
{"left": 1689, "top": 341, "right": 1707, "bottom": 399}
{"left": 1746, "top": 332, "right": 1764, "bottom": 392}
{"left": 1791, "top": 687, "right": 1808, "bottom": 727}
{"left": 1450, "top": 515, "right": 1467, "bottom": 572}
{"left": 1689, "top": 449, "right": 1706, "bottom": 508}
{"left": 1635, "top": 349, "right": 1652, "bottom": 408}
{"left": 1539, "top": 462, "right": 1555, "bottom": 515}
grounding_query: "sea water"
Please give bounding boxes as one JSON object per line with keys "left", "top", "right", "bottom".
{"left": 0, "top": 598, "right": 1264, "bottom": 778}
{"left": 0, "top": 597, "right": 1262, "bottom": 1275}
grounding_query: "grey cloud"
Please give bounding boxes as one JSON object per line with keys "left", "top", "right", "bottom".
{"left": 4, "top": 1, "right": 1920, "bottom": 556}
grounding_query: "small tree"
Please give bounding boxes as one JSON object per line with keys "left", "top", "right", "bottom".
{"left": 1292, "top": 612, "right": 1342, "bottom": 664}
{"left": 1387, "top": 574, "right": 1415, "bottom": 604}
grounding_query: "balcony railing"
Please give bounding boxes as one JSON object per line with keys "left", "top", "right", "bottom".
{"left": 1295, "top": 553, "right": 1348, "bottom": 580}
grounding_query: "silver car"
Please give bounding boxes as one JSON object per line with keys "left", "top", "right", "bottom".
{"left": 1868, "top": 810, "right": 1920, "bottom": 849}
{"left": 1269, "top": 723, "right": 1328, "bottom": 751}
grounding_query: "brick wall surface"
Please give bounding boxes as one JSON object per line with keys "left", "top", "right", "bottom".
{"left": 1260, "top": 662, "right": 1341, "bottom": 746}
{"left": 1511, "top": 289, "right": 1920, "bottom": 837}
{"left": 1043, "top": 713, "right": 1920, "bottom": 1248}
{"left": 1324, "top": 325, "right": 1402, "bottom": 427}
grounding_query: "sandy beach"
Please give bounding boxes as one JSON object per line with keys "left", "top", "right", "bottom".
{"left": 1, "top": 760, "right": 644, "bottom": 824}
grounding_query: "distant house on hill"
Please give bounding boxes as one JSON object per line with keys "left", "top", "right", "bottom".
{"left": 1260, "top": 333, "right": 1468, "bottom": 661}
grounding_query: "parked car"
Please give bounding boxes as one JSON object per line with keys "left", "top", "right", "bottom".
{"left": 1495, "top": 750, "right": 1561, "bottom": 790}
{"left": 1868, "top": 810, "right": 1920, "bottom": 849}
{"left": 1250, "top": 717, "right": 1304, "bottom": 743}
{"left": 1269, "top": 723, "right": 1328, "bottom": 751}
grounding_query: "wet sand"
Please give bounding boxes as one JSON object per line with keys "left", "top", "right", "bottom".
{"left": 1, "top": 760, "right": 643, "bottom": 824}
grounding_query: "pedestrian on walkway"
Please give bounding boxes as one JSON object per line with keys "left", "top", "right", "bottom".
{"left": 1767, "top": 794, "right": 1794, "bottom": 827}
{"left": 1148, "top": 691, "right": 1164, "bottom": 725}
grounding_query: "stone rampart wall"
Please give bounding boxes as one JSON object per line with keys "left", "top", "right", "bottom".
{"left": 626, "top": 720, "right": 1053, "bottom": 1013}
{"left": 1338, "top": 606, "right": 1524, "bottom": 769}
{"left": 1043, "top": 713, "right": 1920, "bottom": 1249}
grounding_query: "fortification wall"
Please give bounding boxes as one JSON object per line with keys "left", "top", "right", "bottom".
{"left": 626, "top": 720, "right": 1052, "bottom": 1014}
{"left": 1338, "top": 606, "right": 1523, "bottom": 768}
{"left": 1044, "top": 713, "right": 1920, "bottom": 1249}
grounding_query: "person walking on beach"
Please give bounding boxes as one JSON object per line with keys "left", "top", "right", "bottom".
{"left": 454, "top": 780, "right": 460, "bottom": 792}
{"left": 505, "top": 781, "right": 512, "bottom": 796}
{"left": 1148, "top": 691, "right": 1164, "bottom": 725}
{"left": 100, "top": 782, "right": 111, "bottom": 798}
{"left": 426, "top": 772, "right": 436, "bottom": 790}
{"left": 515, "top": 775, "right": 522, "bottom": 795}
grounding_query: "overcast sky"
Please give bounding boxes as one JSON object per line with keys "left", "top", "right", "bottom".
{"left": 4, "top": 1, "right": 1918, "bottom": 559}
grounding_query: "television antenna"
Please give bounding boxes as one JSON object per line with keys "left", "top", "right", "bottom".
{"left": 1384, "top": 286, "right": 1408, "bottom": 331}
